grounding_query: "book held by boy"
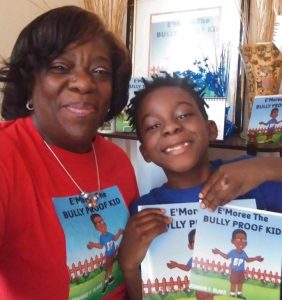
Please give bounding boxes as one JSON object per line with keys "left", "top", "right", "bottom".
{"left": 190, "top": 205, "right": 282, "bottom": 300}
{"left": 138, "top": 200, "right": 256, "bottom": 299}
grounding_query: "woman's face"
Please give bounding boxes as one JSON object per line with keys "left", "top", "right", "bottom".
{"left": 31, "top": 37, "right": 112, "bottom": 152}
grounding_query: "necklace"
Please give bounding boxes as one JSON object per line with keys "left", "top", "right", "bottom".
{"left": 43, "top": 140, "right": 100, "bottom": 208}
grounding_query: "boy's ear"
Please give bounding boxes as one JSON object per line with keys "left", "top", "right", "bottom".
{"left": 139, "top": 144, "right": 151, "bottom": 163}
{"left": 207, "top": 120, "right": 218, "bottom": 141}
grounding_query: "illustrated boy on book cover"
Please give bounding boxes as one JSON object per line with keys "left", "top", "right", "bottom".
{"left": 212, "top": 228, "right": 264, "bottom": 299}
{"left": 190, "top": 205, "right": 282, "bottom": 300}
{"left": 167, "top": 229, "right": 214, "bottom": 300}
{"left": 247, "top": 95, "right": 282, "bottom": 143}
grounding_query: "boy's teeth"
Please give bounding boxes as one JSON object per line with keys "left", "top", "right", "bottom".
{"left": 166, "top": 142, "right": 189, "bottom": 152}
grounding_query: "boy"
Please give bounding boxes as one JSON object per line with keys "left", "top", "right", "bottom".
{"left": 212, "top": 229, "right": 264, "bottom": 299}
{"left": 167, "top": 229, "right": 214, "bottom": 300}
{"left": 87, "top": 213, "right": 123, "bottom": 293}
{"left": 259, "top": 107, "right": 282, "bottom": 142}
{"left": 118, "top": 73, "right": 282, "bottom": 300}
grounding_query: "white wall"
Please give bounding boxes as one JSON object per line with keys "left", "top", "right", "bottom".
{"left": 0, "top": 0, "right": 83, "bottom": 61}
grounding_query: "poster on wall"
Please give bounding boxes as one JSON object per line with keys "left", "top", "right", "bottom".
{"left": 149, "top": 8, "right": 221, "bottom": 75}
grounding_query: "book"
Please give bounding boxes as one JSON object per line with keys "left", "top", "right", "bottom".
{"left": 115, "top": 77, "right": 145, "bottom": 132}
{"left": 138, "top": 199, "right": 256, "bottom": 299}
{"left": 52, "top": 186, "right": 129, "bottom": 300}
{"left": 190, "top": 205, "right": 282, "bottom": 300}
{"left": 204, "top": 97, "right": 226, "bottom": 141}
{"left": 247, "top": 94, "right": 282, "bottom": 143}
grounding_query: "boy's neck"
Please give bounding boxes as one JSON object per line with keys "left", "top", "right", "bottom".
{"left": 165, "top": 162, "right": 212, "bottom": 189}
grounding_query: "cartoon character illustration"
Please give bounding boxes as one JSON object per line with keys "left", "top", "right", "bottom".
{"left": 167, "top": 229, "right": 214, "bottom": 300}
{"left": 212, "top": 229, "right": 264, "bottom": 299}
{"left": 259, "top": 108, "right": 282, "bottom": 141}
{"left": 87, "top": 213, "right": 123, "bottom": 293}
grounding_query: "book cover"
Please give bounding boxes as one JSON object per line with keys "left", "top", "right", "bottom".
{"left": 247, "top": 94, "right": 282, "bottom": 143}
{"left": 138, "top": 200, "right": 256, "bottom": 300}
{"left": 115, "top": 77, "right": 145, "bottom": 132}
{"left": 204, "top": 97, "right": 226, "bottom": 141}
{"left": 52, "top": 186, "right": 129, "bottom": 300}
{"left": 190, "top": 205, "right": 282, "bottom": 300}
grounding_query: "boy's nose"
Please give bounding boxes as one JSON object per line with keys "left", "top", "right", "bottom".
{"left": 163, "top": 119, "right": 182, "bottom": 136}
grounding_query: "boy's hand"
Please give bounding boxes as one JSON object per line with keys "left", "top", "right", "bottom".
{"left": 167, "top": 260, "right": 177, "bottom": 269}
{"left": 212, "top": 248, "right": 220, "bottom": 254}
{"left": 199, "top": 159, "right": 266, "bottom": 211}
{"left": 118, "top": 208, "right": 172, "bottom": 272}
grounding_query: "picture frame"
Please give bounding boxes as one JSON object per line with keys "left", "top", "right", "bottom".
{"left": 128, "top": 0, "right": 243, "bottom": 130}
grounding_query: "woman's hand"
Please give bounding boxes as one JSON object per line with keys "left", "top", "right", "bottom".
{"left": 199, "top": 158, "right": 269, "bottom": 211}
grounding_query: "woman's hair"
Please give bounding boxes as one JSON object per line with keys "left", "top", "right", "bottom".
{"left": 0, "top": 5, "right": 132, "bottom": 121}
{"left": 127, "top": 73, "right": 208, "bottom": 141}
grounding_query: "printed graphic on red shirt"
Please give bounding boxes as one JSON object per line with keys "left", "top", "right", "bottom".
{"left": 53, "top": 186, "right": 129, "bottom": 300}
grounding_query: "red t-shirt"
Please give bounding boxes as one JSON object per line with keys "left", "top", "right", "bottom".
{"left": 0, "top": 117, "right": 139, "bottom": 300}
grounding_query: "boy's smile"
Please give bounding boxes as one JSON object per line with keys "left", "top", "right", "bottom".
{"left": 138, "top": 86, "right": 217, "bottom": 188}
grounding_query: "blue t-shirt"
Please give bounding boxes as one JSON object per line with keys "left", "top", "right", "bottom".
{"left": 130, "top": 157, "right": 282, "bottom": 215}
{"left": 99, "top": 232, "right": 116, "bottom": 256}
{"left": 186, "top": 257, "right": 192, "bottom": 271}
{"left": 227, "top": 249, "right": 248, "bottom": 272}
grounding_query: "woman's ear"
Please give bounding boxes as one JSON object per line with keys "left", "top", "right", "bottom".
{"left": 207, "top": 120, "right": 218, "bottom": 141}
{"left": 139, "top": 144, "right": 151, "bottom": 163}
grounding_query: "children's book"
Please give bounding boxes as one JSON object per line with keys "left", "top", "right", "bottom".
{"left": 115, "top": 77, "right": 145, "bottom": 132}
{"left": 247, "top": 94, "right": 282, "bottom": 143}
{"left": 190, "top": 205, "right": 282, "bottom": 300}
{"left": 52, "top": 186, "right": 129, "bottom": 300}
{"left": 138, "top": 199, "right": 257, "bottom": 300}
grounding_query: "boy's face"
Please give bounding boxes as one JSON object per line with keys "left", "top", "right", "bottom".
{"left": 138, "top": 86, "right": 217, "bottom": 184}
{"left": 93, "top": 216, "right": 107, "bottom": 234}
{"left": 271, "top": 109, "right": 278, "bottom": 118}
{"left": 232, "top": 232, "right": 247, "bottom": 251}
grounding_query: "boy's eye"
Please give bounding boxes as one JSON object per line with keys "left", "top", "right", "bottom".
{"left": 145, "top": 123, "right": 161, "bottom": 132}
{"left": 176, "top": 113, "right": 191, "bottom": 120}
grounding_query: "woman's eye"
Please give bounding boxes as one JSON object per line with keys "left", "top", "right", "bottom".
{"left": 49, "top": 64, "right": 68, "bottom": 73}
{"left": 91, "top": 67, "right": 111, "bottom": 78}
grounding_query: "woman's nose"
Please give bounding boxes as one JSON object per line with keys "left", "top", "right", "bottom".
{"left": 68, "top": 70, "right": 95, "bottom": 93}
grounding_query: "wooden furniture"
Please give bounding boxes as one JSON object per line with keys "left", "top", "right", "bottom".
{"left": 101, "top": 132, "right": 282, "bottom": 157}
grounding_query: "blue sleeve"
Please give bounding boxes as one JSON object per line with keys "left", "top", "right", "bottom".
{"left": 242, "top": 181, "right": 282, "bottom": 213}
{"left": 129, "top": 192, "right": 156, "bottom": 215}
{"left": 211, "top": 156, "right": 282, "bottom": 213}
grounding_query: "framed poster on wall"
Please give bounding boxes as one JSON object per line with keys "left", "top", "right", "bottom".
{"left": 131, "top": 0, "right": 242, "bottom": 127}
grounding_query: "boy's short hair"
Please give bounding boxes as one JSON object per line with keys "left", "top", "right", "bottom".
{"left": 126, "top": 72, "right": 208, "bottom": 141}
{"left": 232, "top": 229, "right": 247, "bottom": 240}
{"left": 188, "top": 229, "right": 196, "bottom": 244}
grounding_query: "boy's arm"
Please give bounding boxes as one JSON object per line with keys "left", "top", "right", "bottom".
{"left": 114, "top": 229, "right": 123, "bottom": 241}
{"left": 167, "top": 260, "right": 190, "bottom": 271}
{"left": 212, "top": 248, "right": 228, "bottom": 259}
{"left": 87, "top": 242, "right": 102, "bottom": 249}
{"left": 246, "top": 255, "right": 264, "bottom": 262}
{"left": 199, "top": 157, "right": 282, "bottom": 211}
{"left": 118, "top": 208, "right": 172, "bottom": 300}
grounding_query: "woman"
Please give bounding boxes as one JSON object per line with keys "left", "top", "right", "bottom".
{"left": 0, "top": 6, "right": 138, "bottom": 300}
